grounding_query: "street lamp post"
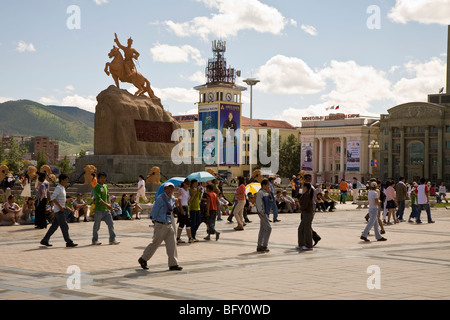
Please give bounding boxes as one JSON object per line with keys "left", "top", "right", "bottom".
{"left": 368, "top": 140, "right": 380, "bottom": 179}
{"left": 243, "top": 78, "right": 260, "bottom": 177}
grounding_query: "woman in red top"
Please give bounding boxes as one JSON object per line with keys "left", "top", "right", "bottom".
{"left": 233, "top": 176, "right": 247, "bottom": 231}
{"left": 204, "top": 184, "right": 220, "bottom": 241}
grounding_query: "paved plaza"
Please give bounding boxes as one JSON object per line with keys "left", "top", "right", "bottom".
{"left": 0, "top": 203, "right": 449, "bottom": 301}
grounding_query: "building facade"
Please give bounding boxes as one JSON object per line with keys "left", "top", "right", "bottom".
{"left": 300, "top": 114, "right": 380, "bottom": 185}
{"left": 379, "top": 101, "right": 450, "bottom": 183}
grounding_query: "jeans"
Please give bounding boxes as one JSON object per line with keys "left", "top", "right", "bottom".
{"left": 190, "top": 210, "right": 201, "bottom": 239}
{"left": 416, "top": 204, "right": 432, "bottom": 223}
{"left": 362, "top": 208, "right": 382, "bottom": 239}
{"left": 409, "top": 204, "right": 418, "bottom": 220}
{"left": 270, "top": 200, "right": 278, "bottom": 220}
{"left": 396, "top": 200, "right": 406, "bottom": 220}
{"left": 92, "top": 210, "right": 116, "bottom": 242}
{"left": 42, "top": 211, "right": 73, "bottom": 244}
{"left": 257, "top": 212, "right": 272, "bottom": 248}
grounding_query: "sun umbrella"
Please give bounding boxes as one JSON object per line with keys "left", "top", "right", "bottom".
{"left": 186, "top": 171, "right": 215, "bottom": 183}
{"left": 245, "top": 183, "right": 261, "bottom": 195}
{"left": 154, "top": 177, "right": 185, "bottom": 199}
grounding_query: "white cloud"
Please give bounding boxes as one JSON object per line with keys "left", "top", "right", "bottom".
{"left": 256, "top": 55, "right": 326, "bottom": 95}
{"left": 392, "top": 57, "right": 446, "bottom": 103}
{"left": 150, "top": 44, "right": 205, "bottom": 66}
{"left": 0, "top": 97, "right": 14, "bottom": 103}
{"left": 185, "top": 71, "right": 206, "bottom": 83}
{"left": 164, "top": 0, "right": 293, "bottom": 39}
{"left": 300, "top": 24, "right": 318, "bottom": 36}
{"left": 65, "top": 85, "right": 75, "bottom": 92}
{"left": 40, "top": 94, "right": 97, "bottom": 113}
{"left": 388, "top": 0, "right": 450, "bottom": 25}
{"left": 274, "top": 55, "right": 446, "bottom": 124}
{"left": 16, "top": 41, "right": 36, "bottom": 53}
{"left": 153, "top": 87, "right": 199, "bottom": 104}
{"left": 93, "top": 0, "right": 108, "bottom": 5}
{"left": 318, "top": 60, "right": 394, "bottom": 114}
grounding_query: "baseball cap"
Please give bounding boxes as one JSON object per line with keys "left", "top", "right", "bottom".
{"left": 164, "top": 182, "right": 175, "bottom": 188}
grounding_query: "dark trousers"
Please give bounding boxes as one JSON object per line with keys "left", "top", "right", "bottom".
{"left": 298, "top": 212, "right": 314, "bottom": 249}
{"left": 207, "top": 210, "right": 217, "bottom": 235}
{"left": 396, "top": 200, "right": 406, "bottom": 220}
{"left": 35, "top": 198, "right": 48, "bottom": 228}
{"left": 190, "top": 210, "right": 201, "bottom": 239}
{"left": 42, "top": 211, "right": 73, "bottom": 244}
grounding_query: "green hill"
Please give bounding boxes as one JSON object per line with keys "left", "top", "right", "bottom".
{"left": 0, "top": 100, "right": 95, "bottom": 156}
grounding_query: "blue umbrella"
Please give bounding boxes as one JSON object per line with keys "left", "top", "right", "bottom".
{"left": 187, "top": 171, "right": 215, "bottom": 183}
{"left": 154, "top": 177, "right": 185, "bottom": 199}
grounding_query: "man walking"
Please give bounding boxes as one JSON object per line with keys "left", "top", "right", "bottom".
{"left": 361, "top": 182, "right": 387, "bottom": 242}
{"left": 303, "top": 174, "right": 322, "bottom": 247}
{"left": 415, "top": 178, "right": 435, "bottom": 224}
{"left": 40, "top": 174, "right": 78, "bottom": 248}
{"left": 395, "top": 177, "right": 407, "bottom": 222}
{"left": 138, "top": 182, "right": 182, "bottom": 271}
{"left": 255, "top": 179, "right": 272, "bottom": 253}
{"left": 92, "top": 172, "right": 120, "bottom": 245}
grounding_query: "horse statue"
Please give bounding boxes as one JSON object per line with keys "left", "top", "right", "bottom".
{"left": 104, "top": 34, "right": 158, "bottom": 99}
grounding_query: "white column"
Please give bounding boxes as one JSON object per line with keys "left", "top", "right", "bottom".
{"left": 340, "top": 137, "right": 345, "bottom": 179}
{"left": 318, "top": 137, "right": 324, "bottom": 174}
{"left": 325, "top": 138, "right": 330, "bottom": 178}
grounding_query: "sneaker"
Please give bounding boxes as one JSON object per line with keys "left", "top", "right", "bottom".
{"left": 360, "top": 236, "right": 370, "bottom": 242}
{"left": 428, "top": 220, "right": 435, "bottom": 224}
{"left": 377, "top": 237, "right": 387, "bottom": 241}
{"left": 109, "top": 240, "right": 120, "bottom": 245}
{"left": 92, "top": 241, "right": 102, "bottom": 245}
{"left": 177, "top": 238, "right": 185, "bottom": 244}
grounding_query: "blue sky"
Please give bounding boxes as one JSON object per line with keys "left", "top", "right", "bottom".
{"left": 1, "top": 0, "right": 449, "bottom": 125}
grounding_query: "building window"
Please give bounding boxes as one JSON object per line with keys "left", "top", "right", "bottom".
{"left": 432, "top": 158, "right": 438, "bottom": 166}
{"left": 446, "top": 125, "right": 450, "bottom": 133}
{"left": 385, "top": 143, "right": 389, "bottom": 151}
{"left": 446, "top": 141, "right": 450, "bottom": 149}
{"left": 409, "top": 142, "right": 424, "bottom": 165}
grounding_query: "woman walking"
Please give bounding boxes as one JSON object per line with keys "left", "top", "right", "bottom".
{"left": 233, "top": 176, "right": 246, "bottom": 231}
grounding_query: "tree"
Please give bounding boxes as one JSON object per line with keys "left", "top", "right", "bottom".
{"left": 36, "top": 150, "right": 48, "bottom": 171}
{"left": 57, "top": 155, "right": 72, "bottom": 173}
{"left": 278, "top": 134, "right": 301, "bottom": 178}
{"left": 5, "top": 138, "right": 27, "bottom": 174}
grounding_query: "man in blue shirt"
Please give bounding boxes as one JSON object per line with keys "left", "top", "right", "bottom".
{"left": 138, "top": 182, "right": 182, "bottom": 271}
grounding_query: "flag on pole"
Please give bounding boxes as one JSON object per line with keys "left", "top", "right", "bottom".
{"left": 335, "top": 105, "right": 340, "bottom": 110}
{"left": 330, "top": 106, "right": 334, "bottom": 110}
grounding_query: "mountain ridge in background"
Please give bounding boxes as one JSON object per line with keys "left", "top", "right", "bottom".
{"left": 0, "top": 99, "right": 95, "bottom": 156}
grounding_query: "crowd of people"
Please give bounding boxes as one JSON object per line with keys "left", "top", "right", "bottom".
{"left": 0, "top": 169, "right": 445, "bottom": 272}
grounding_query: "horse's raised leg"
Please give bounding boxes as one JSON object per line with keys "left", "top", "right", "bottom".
{"left": 104, "top": 63, "right": 110, "bottom": 76}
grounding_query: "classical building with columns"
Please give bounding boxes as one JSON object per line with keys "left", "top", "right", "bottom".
{"left": 379, "top": 25, "right": 450, "bottom": 184}
{"left": 379, "top": 101, "right": 450, "bottom": 183}
{"left": 300, "top": 114, "right": 380, "bottom": 185}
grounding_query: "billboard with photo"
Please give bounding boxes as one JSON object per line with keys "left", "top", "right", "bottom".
{"left": 346, "top": 141, "right": 360, "bottom": 171}
{"left": 301, "top": 142, "right": 313, "bottom": 171}
{"left": 198, "top": 104, "right": 219, "bottom": 165}
{"left": 219, "top": 103, "right": 241, "bottom": 166}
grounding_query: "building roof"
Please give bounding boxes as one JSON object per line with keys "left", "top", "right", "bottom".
{"left": 173, "top": 114, "right": 297, "bottom": 130}
{"left": 241, "top": 117, "right": 296, "bottom": 130}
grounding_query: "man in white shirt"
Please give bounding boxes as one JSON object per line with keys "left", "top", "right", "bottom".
{"left": 415, "top": 178, "right": 435, "bottom": 224}
{"left": 361, "top": 182, "right": 387, "bottom": 242}
{"left": 40, "top": 174, "right": 78, "bottom": 248}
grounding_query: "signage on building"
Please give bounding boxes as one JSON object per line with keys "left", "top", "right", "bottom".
{"left": 302, "top": 114, "right": 360, "bottom": 121}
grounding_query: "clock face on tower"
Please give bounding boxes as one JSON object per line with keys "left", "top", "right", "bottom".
{"left": 226, "top": 93, "right": 233, "bottom": 101}
{"left": 208, "top": 92, "right": 215, "bottom": 102}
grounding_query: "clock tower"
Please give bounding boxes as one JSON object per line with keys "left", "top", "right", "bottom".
{"left": 194, "top": 40, "right": 246, "bottom": 170}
